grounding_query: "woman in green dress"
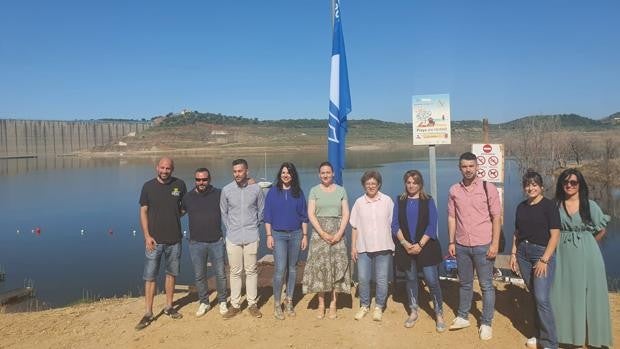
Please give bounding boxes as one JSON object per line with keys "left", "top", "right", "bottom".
{"left": 302, "top": 161, "right": 351, "bottom": 319}
{"left": 550, "top": 168, "right": 612, "bottom": 348}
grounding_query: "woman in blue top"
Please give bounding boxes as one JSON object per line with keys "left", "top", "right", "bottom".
{"left": 391, "top": 170, "right": 445, "bottom": 331}
{"left": 264, "top": 162, "right": 309, "bottom": 320}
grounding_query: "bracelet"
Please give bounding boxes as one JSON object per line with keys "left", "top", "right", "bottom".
{"left": 539, "top": 258, "right": 548, "bottom": 264}
{"left": 399, "top": 239, "right": 407, "bottom": 246}
{"left": 302, "top": 234, "right": 307, "bottom": 236}
{"left": 266, "top": 234, "right": 272, "bottom": 237}
{"left": 448, "top": 242, "right": 456, "bottom": 245}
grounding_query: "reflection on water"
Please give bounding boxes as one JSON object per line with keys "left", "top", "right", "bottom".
{"left": 0, "top": 154, "right": 618, "bottom": 308}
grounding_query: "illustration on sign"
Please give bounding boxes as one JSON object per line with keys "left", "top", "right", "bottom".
{"left": 411, "top": 94, "right": 451, "bottom": 145}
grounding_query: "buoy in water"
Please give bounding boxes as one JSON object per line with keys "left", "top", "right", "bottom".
{"left": 80, "top": 228, "right": 85, "bottom": 236}
{"left": 108, "top": 229, "right": 113, "bottom": 236}
{"left": 35, "top": 227, "right": 41, "bottom": 235}
{"left": 16, "top": 229, "right": 20, "bottom": 234}
{"left": 132, "top": 229, "right": 136, "bottom": 237}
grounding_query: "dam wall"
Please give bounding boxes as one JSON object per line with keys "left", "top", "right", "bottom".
{"left": 0, "top": 119, "right": 151, "bottom": 157}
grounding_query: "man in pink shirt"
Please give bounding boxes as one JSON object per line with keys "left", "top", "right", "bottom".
{"left": 447, "top": 152, "right": 501, "bottom": 340}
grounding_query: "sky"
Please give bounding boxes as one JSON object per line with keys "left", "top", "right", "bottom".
{"left": 1, "top": 0, "right": 619, "bottom": 123}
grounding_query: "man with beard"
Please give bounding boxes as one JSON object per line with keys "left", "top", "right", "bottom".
{"left": 136, "top": 157, "right": 187, "bottom": 330}
{"left": 446, "top": 152, "right": 501, "bottom": 340}
{"left": 182, "top": 167, "right": 229, "bottom": 317}
{"left": 220, "top": 158, "right": 265, "bottom": 319}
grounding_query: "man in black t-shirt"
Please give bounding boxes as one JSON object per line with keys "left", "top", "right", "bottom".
{"left": 135, "top": 157, "right": 187, "bottom": 330}
{"left": 182, "top": 167, "right": 229, "bottom": 317}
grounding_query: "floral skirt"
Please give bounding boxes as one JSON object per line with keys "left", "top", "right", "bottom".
{"left": 302, "top": 216, "right": 351, "bottom": 294}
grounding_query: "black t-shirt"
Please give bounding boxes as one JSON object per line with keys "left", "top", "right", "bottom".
{"left": 181, "top": 186, "right": 223, "bottom": 243}
{"left": 139, "top": 177, "right": 187, "bottom": 244}
{"left": 514, "top": 197, "right": 561, "bottom": 246}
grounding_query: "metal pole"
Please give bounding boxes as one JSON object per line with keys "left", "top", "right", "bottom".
{"left": 429, "top": 145, "right": 437, "bottom": 201}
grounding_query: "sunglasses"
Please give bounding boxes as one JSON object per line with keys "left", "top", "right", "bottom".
{"left": 195, "top": 178, "right": 210, "bottom": 182}
{"left": 563, "top": 179, "right": 579, "bottom": 187}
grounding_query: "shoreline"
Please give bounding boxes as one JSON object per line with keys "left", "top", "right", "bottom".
{"left": 1, "top": 272, "right": 618, "bottom": 348}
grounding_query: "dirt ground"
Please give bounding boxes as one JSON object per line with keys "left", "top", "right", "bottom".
{"left": 1, "top": 264, "right": 618, "bottom": 349}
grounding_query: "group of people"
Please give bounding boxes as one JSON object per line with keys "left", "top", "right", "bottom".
{"left": 134, "top": 154, "right": 612, "bottom": 349}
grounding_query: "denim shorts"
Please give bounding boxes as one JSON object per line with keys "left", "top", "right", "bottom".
{"left": 143, "top": 242, "right": 181, "bottom": 281}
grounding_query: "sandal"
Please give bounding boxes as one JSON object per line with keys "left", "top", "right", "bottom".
{"left": 163, "top": 307, "right": 183, "bottom": 319}
{"left": 135, "top": 314, "right": 154, "bottom": 330}
{"left": 404, "top": 311, "right": 418, "bottom": 328}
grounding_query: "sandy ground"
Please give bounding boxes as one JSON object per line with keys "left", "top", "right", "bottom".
{"left": 1, "top": 263, "right": 618, "bottom": 349}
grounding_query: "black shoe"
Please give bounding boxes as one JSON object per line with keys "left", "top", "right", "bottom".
{"left": 163, "top": 307, "right": 183, "bottom": 319}
{"left": 135, "top": 314, "right": 154, "bottom": 330}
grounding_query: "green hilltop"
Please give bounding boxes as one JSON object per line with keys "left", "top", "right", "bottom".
{"left": 150, "top": 110, "right": 619, "bottom": 131}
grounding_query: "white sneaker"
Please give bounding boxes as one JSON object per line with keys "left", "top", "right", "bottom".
{"left": 195, "top": 302, "right": 210, "bottom": 317}
{"left": 525, "top": 337, "right": 537, "bottom": 348}
{"left": 219, "top": 302, "right": 228, "bottom": 315}
{"left": 354, "top": 306, "right": 369, "bottom": 320}
{"left": 449, "top": 317, "right": 470, "bottom": 330}
{"left": 372, "top": 307, "right": 383, "bottom": 321}
{"left": 479, "top": 324, "right": 492, "bottom": 340}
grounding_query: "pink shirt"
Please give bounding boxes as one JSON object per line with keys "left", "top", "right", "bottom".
{"left": 447, "top": 179, "right": 501, "bottom": 247}
{"left": 349, "top": 191, "right": 395, "bottom": 253}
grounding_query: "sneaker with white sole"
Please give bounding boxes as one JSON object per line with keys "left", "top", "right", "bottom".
{"left": 196, "top": 302, "right": 210, "bottom": 317}
{"left": 219, "top": 302, "right": 228, "bottom": 315}
{"left": 525, "top": 337, "right": 537, "bottom": 348}
{"left": 372, "top": 307, "right": 383, "bottom": 321}
{"left": 479, "top": 324, "right": 492, "bottom": 340}
{"left": 449, "top": 316, "right": 471, "bottom": 330}
{"left": 354, "top": 306, "right": 369, "bottom": 320}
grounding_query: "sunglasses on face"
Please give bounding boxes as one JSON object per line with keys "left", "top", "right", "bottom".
{"left": 195, "top": 178, "right": 210, "bottom": 182}
{"left": 563, "top": 179, "right": 579, "bottom": 187}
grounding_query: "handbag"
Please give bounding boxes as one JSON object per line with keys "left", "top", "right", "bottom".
{"left": 482, "top": 181, "right": 506, "bottom": 253}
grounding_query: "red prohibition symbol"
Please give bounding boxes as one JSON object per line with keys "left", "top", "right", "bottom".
{"left": 489, "top": 169, "right": 499, "bottom": 178}
{"left": 477, "top": 156, "right": 486, "bottom": 165}
{"left": 488, "top": 156, "right": 499, "bottom": 166}
{"left": 477, "top": 169, "right": 486, "bottom": 178}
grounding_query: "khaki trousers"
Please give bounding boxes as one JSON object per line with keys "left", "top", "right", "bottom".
{"left": 225, "top": 239, "right": 258, "bottom": 308}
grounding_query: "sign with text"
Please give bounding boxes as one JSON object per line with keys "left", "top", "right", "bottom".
{"left": 412, "top": 94, "right": 451, "bottom": 145}
{"left": 472, "top": 143, "right": 504, "bottom": 183}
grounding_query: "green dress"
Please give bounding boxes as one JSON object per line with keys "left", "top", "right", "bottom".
{"left": 550, "top": 200, "right": 612, "bottom": 347}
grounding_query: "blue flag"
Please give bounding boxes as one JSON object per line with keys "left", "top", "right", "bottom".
{"left": 327, "top": 0, "right": 351, "bottom": 186}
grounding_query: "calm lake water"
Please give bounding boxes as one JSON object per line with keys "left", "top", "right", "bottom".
{"left": 1, "top": 153, "right": 618, "bottom": 307}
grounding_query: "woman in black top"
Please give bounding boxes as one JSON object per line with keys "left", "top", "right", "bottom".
{"left": 509, "top": 171, "right": 560, "bottom": 349}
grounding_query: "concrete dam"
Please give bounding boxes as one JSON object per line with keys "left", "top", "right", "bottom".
{"left": 0, "top": 119, "right": 151, "bottom": 158}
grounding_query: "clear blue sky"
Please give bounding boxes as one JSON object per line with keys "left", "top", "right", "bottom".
{"left": 1, "top": 0, "right": 618, "bottom": 122}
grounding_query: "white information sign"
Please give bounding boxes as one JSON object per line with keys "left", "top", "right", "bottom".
{"left": 412, "top": 94, "right": 451, "bottom": 145}
{"left": 472, "top": 143, "right": 504, "bottom": 183}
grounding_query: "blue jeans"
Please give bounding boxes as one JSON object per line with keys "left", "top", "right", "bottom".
{"left": 272, "top": 230, "right": 302, "bottom": 303}
{"left": 357, "top": 250, "right": 391, "bottom": 308}
{"left": 405, "top": 259, "right": 443, "bottom": 315}
{"left": 455, "top": 243, "right": 495, "bottom": 326}
{"left": 143, "top": 242, "right": 181, "bottom": 281}
{"left": 189, "top": 238, "right": 228, "bottom": 304}
{"left": 517, "top": 241, "right": 557, "bottom": 349}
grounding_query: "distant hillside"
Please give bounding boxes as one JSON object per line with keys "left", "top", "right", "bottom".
{"left": 498, "top": 113, "right": 605, "bottom": 130}
{"left": 151, "top": 111, "right": 617, "bottom": 131}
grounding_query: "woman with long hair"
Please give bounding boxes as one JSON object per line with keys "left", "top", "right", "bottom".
{"left": 391, "top": 170, "right": 445, "bottom": 331}
{"left": 302, "top": 161, "right": 351, "bottom": 319}
{"left": 350, "top": 170, "right": 395, "bottom": 321}
{"left": 509, "top": 171, "right": 560, "bottom": 349}
{"left": 264, "top": 162, "right": 309, "bottom": 320}
{"left": 550, "top": 168, "right": 612, "bottom": 348}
